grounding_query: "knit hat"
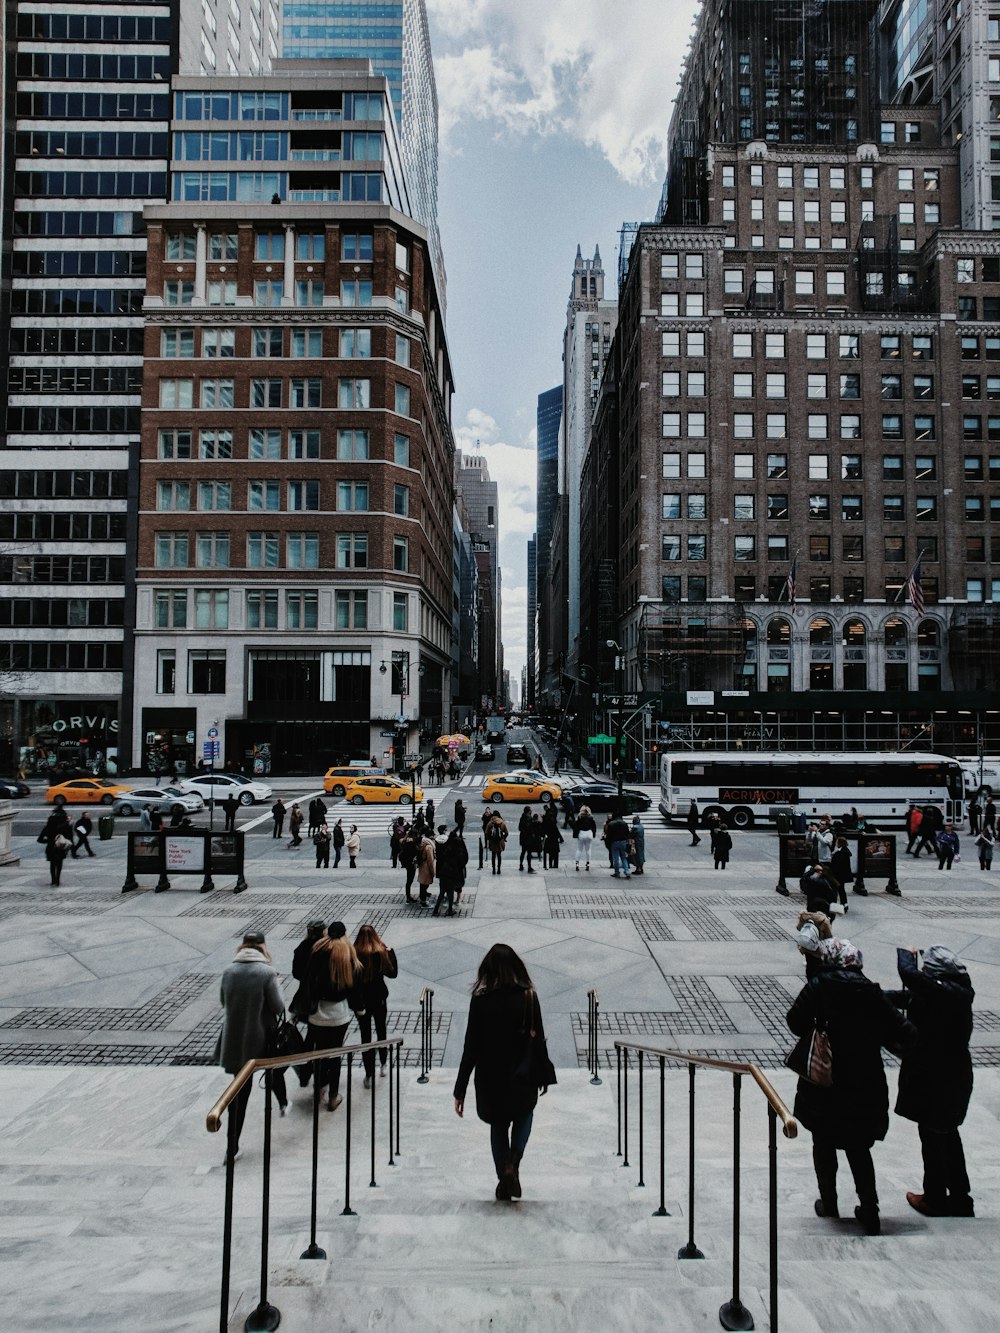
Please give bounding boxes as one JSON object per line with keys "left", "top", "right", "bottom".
{"left": 306, "top": 919, "right": 326, "bottom": 934}
{"left": 243, "top": 931, "right": 266, "bottom": 945}
{"left": 796, "top": 921, "right": 823, "bottom": 955}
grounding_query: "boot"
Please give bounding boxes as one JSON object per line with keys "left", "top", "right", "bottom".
{"left": 504, "top": 1151, "right": 522, "bottom": 1199}
{"left": 855, "top": 1204, "right": 881, "bottom": 1235}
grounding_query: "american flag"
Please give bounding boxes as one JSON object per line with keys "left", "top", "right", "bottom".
{"left": 907, "top": 557, "right": 924, "bottom": 617}
{"left": 785, "top": 555, "right": 797, "bottom": 604}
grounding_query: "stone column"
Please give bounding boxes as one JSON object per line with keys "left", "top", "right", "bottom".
{"left": 282, "top": 225, "right": 295, "bottom": 304}
{"left": 0, "top": 801, "right": 20, "bottom": 867}
{"left": 194, "top": 224, "right": 207, "bottom": 304}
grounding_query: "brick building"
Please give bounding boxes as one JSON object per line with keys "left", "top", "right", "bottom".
{"left": 133, "top": 67, "right": 454, "bottom": 774}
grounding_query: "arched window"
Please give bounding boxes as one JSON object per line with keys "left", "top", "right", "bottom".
{"left": 843, "top": 618, "right": 867, "bottom": 690}
{"left": 808, "top": 617, "right": 834, "bottom": 645}
{"left": 766, "top": 617, "right": 790, "bottom": 644}
{"left": 884, "top": 616, "right": 907, "bottom": 647}
{"left": 918, "top": 619, "right": 940, "bottom": 691}
{"left": 918, "top": 619, "right": 940, "bottom": 648}
{"left": 884, "top": 616, "right": 909, "bottom": 691}
{"left": 843, "top": 619, "right": 866, "bottom": 646}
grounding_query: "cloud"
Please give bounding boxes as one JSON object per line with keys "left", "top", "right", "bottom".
{"left": 427, "top": 0, "right": 696, "bottom": 185}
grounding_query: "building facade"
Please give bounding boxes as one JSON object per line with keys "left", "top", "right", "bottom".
{"left": 133, "top": 67, "right": 454, "bottom": 775}
{"left": 454, "top": 449, "right": 500, "bottom": 707}
{"left": 534, "top": 384, "right": 561, "bottom": 705}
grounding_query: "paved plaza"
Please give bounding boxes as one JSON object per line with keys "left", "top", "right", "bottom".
{"left": 2, "top": 779, "right": 1000, "bottom": 1329}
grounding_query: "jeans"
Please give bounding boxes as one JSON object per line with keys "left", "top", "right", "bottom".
{"left": 490, "top": 1112, "right": 534, "bottom": 1178}
{"left": 919, "top": 1123, "right": 971, "bottom": 1207}
{"left": 490, "top": 848, "right": 503, "bottom": 873}
{"left": 358, "top": 1003, "right": 388, "bottom": 1078}
{"left": 611, "top": 840, "right": 630, "bottom": 875}
{"left": 306, "top": 1021, "right": 350, "bottom": 1099}
{"left": 333, "top": 845, "right": 342, "bottom": 867}
{"left": 72, "top": 833, "right": 94, "bottom": 858}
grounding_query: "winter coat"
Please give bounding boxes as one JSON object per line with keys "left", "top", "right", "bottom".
{"left": 542, "top": 823, "right": 564, "bottom": 854}
{"left": 518, "top": 811, "right": 533, "bottom": 848}
{"left": 830, "top": 846, "right": 854, "bottom": 884}
{"left": 218, "top": 950, "right": 285, "bottom": 1074}
{"left": 686, "top": 800, "right": 700, "bottom": 831}
{"left": 437, "top": 833, "right": 468, "bottom": 890}
{"left": 332, "top": 823, "right": 346, "bottom": 849}
{"left": 453, "top": 984, "right": 546, "bottom": 1125}
{"left": 416, "top": 836, "right": 436, "bottom": 886}
{"left": 786, "top": 968, "right": 913, "bottom": 1147}
{"left": 922, "top": 806, "right": 944, "bottom": 836}
{"left": 356, "top": 948, "right": 399, "bottom": 1010}
{"left": 714, "top": 829, "right": 733, "bottom": 860}
{"left": 573, "top": 813, "right": 597, "bottom": 836}
{"left": 605, "top": 816, "right": 630, "bottom": 845}
{"left": 906, "top": 807, "right": 923, "bottom": 835}
{"left": 889, "top": 949, "right": 974, "bottom": 1131}
{"left": 40, "top": 813, "right": 72, "bottom": 862}
{"left": 305, "top": 944, "right": 365, "bottom": 1024}
{"left": 935, "top": 830, "right": 960, "bottom": 857}
{"left": 629, "top": 823, "right": 646, "bottom": 867}
{"left": 813, "top": 828, "right": 833, "bottom": 863}
{"left": 346, "top": 830, "right": 361, "bottom": 858}
{"left": 485, "top": 817, "right": 508, "bottom": 850}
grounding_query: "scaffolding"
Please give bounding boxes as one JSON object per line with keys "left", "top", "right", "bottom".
{"left": 637, "top": 602, "right": 749, "bottom": 695}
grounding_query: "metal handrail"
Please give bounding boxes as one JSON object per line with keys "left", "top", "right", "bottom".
{"left": 613, "top": 1035, "right": 797, "bottom": 1333}
{"left": 417, "top": 985, "right": 434, "bottom": 1083}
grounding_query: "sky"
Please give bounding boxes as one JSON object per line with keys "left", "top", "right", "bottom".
{"left": 425, "top": 0, "right": 698, "bottom": 700}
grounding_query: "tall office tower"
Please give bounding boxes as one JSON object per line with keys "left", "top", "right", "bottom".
{"left": 878, "top": 0, "right": 1000, "bottom": 230}
{"left": 562, "top": 245, "right": 617, "bottom": 677}
{"left": 0, "top": 0, "right": 282, "bottom": 776}
{"left": 134, "top": 66, "right": 454, "bottom": 773}
{"left": 454, "top": 449, "right": 500, "bottom": 707}
{"left": 526, "top": 534, "right": 537, "bottom": 709}
{"left": 534, "top": 385, "right": 562, "bottom": 705}
{"left": 280, "top": 0, "right": 444, "bottom": 305}
{"left": 581, "top": 0, "right": 1000, "bottom": 752}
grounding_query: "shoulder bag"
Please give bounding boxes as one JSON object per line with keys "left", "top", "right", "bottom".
{"left": 513, "top": 989, "right": 557, "bottom": 1093}
{"left": 785, "top": 985, "right": 833, "bottom": 1088}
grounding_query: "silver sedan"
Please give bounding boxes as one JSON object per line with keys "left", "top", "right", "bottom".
{"left": 111, "top": 786, "right": 205, "bottom": 817}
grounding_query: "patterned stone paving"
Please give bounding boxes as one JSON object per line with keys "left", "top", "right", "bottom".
{"left": 0, "top": 972, "right": 213, "bottom": 1032}
{"left": 667, "top": 900, "right": 737, "bottom": 942}
{"left": 732, "top": 911, "right": 796, "bottom": 942}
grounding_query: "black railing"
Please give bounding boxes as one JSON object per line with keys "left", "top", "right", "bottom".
{"left": 613, "top": 1038, "right": 797, "bottom": 1333}
{"left": 417, "top": 985, "right": 434, "bottom": 1083}
{"left": 206, "top": 1035, "right": 403, "bottom": 1333}
{"left": 586, "top": 989, "right": 603, "bottom": 1085}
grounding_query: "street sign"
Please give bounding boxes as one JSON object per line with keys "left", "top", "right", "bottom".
{"left": 379, "top": 730, "right": 395, "bottom": 737}
{"left": 605, "top": 695, "right": 638, "bottom": 707}
{"left": 202, "top": 740, "right": 220, "bottom": 760}
{"left": 588, "top": 733, "right": 615, "bottom": 745}
{"left": 207, "top": 726, "right": 219, "bottom": 738}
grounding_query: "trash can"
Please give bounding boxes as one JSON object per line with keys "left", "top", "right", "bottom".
{"left": 791, "top": 810, "right": 808, "bottom": 835}
{"left": 98, "top": 814, "right": 115, "bottom": 841}
{"left": 774, "top": 809, "right": 791, "bottom": 835}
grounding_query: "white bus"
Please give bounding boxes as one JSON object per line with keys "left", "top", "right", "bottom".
{"left": 658, "top": 750, "right": 965, "bottom": 829}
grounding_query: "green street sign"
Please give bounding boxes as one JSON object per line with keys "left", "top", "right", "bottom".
{"left": 588, "top": 733, "right": 615, "bottom": 745}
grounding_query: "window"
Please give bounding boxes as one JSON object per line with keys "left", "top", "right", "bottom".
{"left": 687, "top": 452, "right": 706, "bottom": 478}
{"left": 687, "top": 371, "right": 706, "bottom": 397}
{"left": 662, "top": 453, "right": 680, "bottom": 479}
{"left": 162, "top": 329, "right": 195, "bottom": 357}
{"left": 808, "top": 455, "right": 829, "bottom": 480}
{"left": 296, "top": 232, "right": 324, "bottom": 260}
{"left": 688, "top": 576, "right": 707, "bottom": 601}
{"left": 764, "top": 332, "right": 786, "bottom": 358}
{"left": 295, "top": 279, "right": 323, "bottom": 307}
{"left": 201, "top": 378, "right": 234, "bottom": 408}
{"left": 829, "top": 167, "right": 845, "bottom": 189}
{"left": 810, "top": 494, "right": 831, "bottom": 519}
{"left": 734, "top": 494, "right": 755, "bottom": 520}
{"left": 157, "top": 480, "right": 190, "bottom": 511}
{"left": 256, "top": 232, "right": 284, "bottom": 260}
{"left": 767, "top": 453, "right": 788, "bottom": 478}
{"left": 842, "top": 496, "right": 863, "bottom": 521}
{"left": 660, "top": 252, "right": 679, "bottom": 278}
{"left": 289, "top": 480, "right": 319, "bottom": 511}
{"left": 830, "top": 202, "right": 847, "bottom": 224}
{"left": 208, "top": 232, "right": 238, "bottom": 260}
{"left": 967, "top": 497, "right": 985, "bottom": 521}
{"left": 898, "top": 168, "right": 914, "bottom": 191}
{"left": 733, "top": 414, "right": 754, "bottom": 439}
{"left": 249, "top": 480, "right": 280, "bottom": 511}
{"left": 289, "top": 429, "right": 320, "bottom": 459}
{"left": 335, "top": 590, "right": 367, "bottom": 629}
{"left": 206, "top": 280, "right": 236, "bottom": 306}
{"left": 884, "top": 536, "right": 906, "bottom": 563}
{"left": 767, "top": 414, "right": 787, "bottom": 438}
{"left": 332, "top": 428, "right": 367, "bottom": 460}
{"left": 341, "top": 233, "right": 373, "bottom": 261}
{"left": 336, "top": 480, "right": 368, "bottom": 512}
{"left": 884, "top": 496, "right": 904, "bottom": 521}
{"left": 841, "top": 454, "right": 863, "bottom": 479}
{"left": 914, "top": 455, "right": 937, "bottom": 480}
{"left": 914, "top": 415, "right": 935, "bottom": 440}
{"left": 662, "top": 371, "right": 680, "bottom": 397}
{"left": 254, "top": 280, "right": 283, "bottom": 306}
{"left": 340, "top": 280, "right": 372, "bottom": 306}
{"left": 882, "top": 414, "right": 903, "bottom": 440}
{"left": 778, "top": 200, "right": 794, "bottom": 223}
{"left": 194, "top": 588, "right": 229, "bottom": 629}
{"left": 685, "top": 293, "right": 704, "bottom": 317}
{"left": 247, "top": 531, "right": 279, "bottom": 568}
{"left": 882, "top": 374, "right": 902, "bottom": 399}
{"left": 394, "top": 433, "right": 410, "bottom": 467}
{"left": 339, "top": 378, "right": 370, "bottom": 408}
{"left": 809, "top": 536, "right": 830, "bottom": 562}
{"left": 155, "top": 590, "right": 187, "bottom": 629}
{"left": 767, "top": 373, "right": 787, "bottom": 398}
{"left": 898, "top": 203, "right": 915, "bottom": 226}
{"left": 661, "top": 535, "right": 681, "bottom": 561}
{"left": 807, "top": 414, "right": 828, "bottom": 439}
{"left": 733, "top": 454, "right": 754, "bottom": 479}
{"left": 662, "top": 412, "right": 681, "bottom": 438}
{"left": 188, "top": 650, "right": 226, "bottom": 693}
{"left": 685, "top": 253, "right": 704, "bottom": 278}
{"left": 290, "top": 378, "right": 321, "bottom": 408}
{"left": 768, "top": 535, "right": 789, "bottom": 560}
{"left": 392, "top": 592, "right": 408, "bottom": 631}
{"left": 804, "top": 166, "right": 820, "bottom": 189}
{"left": 843, "top": 536, "right": 864, "bottom": 562}
{"left": 913, "top": 375, "right": 935, "bottom": 400}
{"left": 286, "top": 590, "right": 318, "bottom": 629}
{"left": 291, "top": 329, "right": 323, "bottom": 357}
{"left": 734, "top": 536, "right": 756, "bottom": 561}
{"left": 661, "top": 493, "right": 682, "bottom": 520}
{"left": 198, "top": 481, "right": 231, "bottom": 510}
{"left": 250, "top": 428, "right": 281, "bottom": 460}
{"left": 339, "top": 328, "right": 372, "bottom": 358}
{"left": 159, "top": 379, "right": 194, "bottom": 409}
{"left": 732, "top": 332, "right": 753, "bottom": 358}
{"left": 733, "top": 372, "right": 754, "bottom": 398}
{"left": 804, "top": 200, "right": 820, "bottom": 223}
{"left": 287, "top": 532, "right": 319, "bottom": 568}
{"left": 688, "top": 495, "right": 707, "bottom": 520}
{"left": 795, "top": 270, "right": 815, "bottom": 295}
{"left": 722, "top": 166, "right": 735, "bottom": 188}
{"left": 957, "top": 258, "right": 975, "bottom": 284}
{"left": 916, "top": 495, "right": 938, "bottom": 520}
{"left": 806, "top": 373, "right": 826, "bottom": 399}
{"left": 661, "top": 293, "right": 679, "bottom": 317}
{"left": 662, "top": 331, "right": 680, "bottom": 357}
{"left": 252, "top": 329, "right": 283, "bottom": 360}
{"left": 965, "top": 455, "right": 984, "bottom": 480}
{"left": 724, "top": 268, "right": 743, "bottom": 294}
{"left": 196, "top": 531, "right": 229, "bottom": 568}
{"left": 806, "top": 334, "right": 826, "bottom": 359}
{"left": 395, "top": 335, "right": 410, "bottom": 367}
{"left": 246, "top": 589, "right": 278, "bottom": 629}
{"left": 164, "top": 281, "right": 194, "bottom": 306}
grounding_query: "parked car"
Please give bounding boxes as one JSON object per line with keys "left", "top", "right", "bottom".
{"left": 0, "top": 777, "right": 30, "bottom": 799}
{"left": 177, "top": 773, "right": 272, "bottom": 806}
{"left": 481, "top": 773, "right": 562, "bottom": 805}
{"left": 342, "top": 776, "right": 423, "bottom": 805}
{"left": 111, "top": 787, "right": 205, "bottom": 817}
{"left": 506, "top": 743, "right": 529, "bottom": 765}
{"left": 46, "top": 778, "right": 133, "bottom": 806}
{"left": 475, "top": 742, "right": 494, "bottom": 761}
{"left": 562, "top": 782, "right": 651, "bottom": 815}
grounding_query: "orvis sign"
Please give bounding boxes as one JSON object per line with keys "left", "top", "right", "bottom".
{"left": 51, "top": 715, "right": 119, "bottom": 733}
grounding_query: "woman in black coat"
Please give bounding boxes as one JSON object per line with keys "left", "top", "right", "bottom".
{"left": 786, "top": 939, "right": 913, "bottom": 1234}
{"left": 434, "top": 828, "right": 468, "bottom": 916}
{"left": 454, "top": 944, "right": 552, "bottom": 1201}
{"left": 889, "top": 946, "right": 975, "bottom": 1217}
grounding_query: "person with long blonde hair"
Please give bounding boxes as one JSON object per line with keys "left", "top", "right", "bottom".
{"left": 305, "top": 922, "right": 365, "bottom": 1110}
{"left": 354, "top": 924, "right": 399, "bottom": 1087}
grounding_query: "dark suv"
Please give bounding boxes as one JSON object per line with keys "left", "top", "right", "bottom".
{"left": 506, "top": 743, "right": 529, "bottom": 766}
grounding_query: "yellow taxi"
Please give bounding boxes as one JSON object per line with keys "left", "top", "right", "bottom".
{"left": 46, "top": 777, "right": 133, "bottom": 806}
{"left": 324, "top": 765, "right": 384, "bottom": 796}
{"left": 342, "top": 775, "right": 424, "bottom": 806}
{"left": 481, "top": 773, "right": 562, "bottom": 805}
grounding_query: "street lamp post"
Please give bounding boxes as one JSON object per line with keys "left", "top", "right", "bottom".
{"left": 606, "top": 640, "right": 625, "bottom": 813}
{"left": 379, "top": 653, "right": 425, "bottom": 795}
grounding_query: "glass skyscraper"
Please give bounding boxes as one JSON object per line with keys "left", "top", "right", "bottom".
{"left": 281, "top": 0, "right": 444, "bottom": 303}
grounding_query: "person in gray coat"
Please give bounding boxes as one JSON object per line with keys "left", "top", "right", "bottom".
{"left": 219, "top": 931, "right": 286, "bottom": 1156}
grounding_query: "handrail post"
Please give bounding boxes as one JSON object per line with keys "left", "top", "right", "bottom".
{"left": 677, "top": 1061, "right": 702, "bottom": 1256}
{"left": 417, "top": 990, "right": 429, "bottom": 1084}
{"left": 244, "top": 1072, "right": 280, "bottom": 1331}
{"left": 387, "top": 1043, "right": 396, "bottom": 1166}
{"left": 300, "top": 1071, "right": 326, "bottom": 1259}
{"left": 637, "top": 1050, "right": 645, "bottom": 1187}
{"left": 719, "top": 1072, "right": 754, "bottom": 1331}
{"left": 616, "top": 1044, "right": 622, "bottom": 1157}
{"left": 622, "top": 1047, "right": 630, "bottom": 1168}
{"left": 428, "top": 989, "right": 434, "bottom": 1070}
{"left": 395, "top": 1036, "right": 401, "bottom": 1156}
{"left": 369, "top": 1048, "right": 377, "bottom": 1189}
{"left": 768, "top": 1104, "right": 779, "bottom": 1333}
{"left": 218, "top": 1106, "right": 238, "bottom": 1333}
{"left": 341, "top": 1053, "right": 357, "bottom": 1217}
{"left": 589, "top": 991, "right": 603, "bottom": 1085}
{"left": 654, "top": 1054, "right": 669, "bottom": 1217}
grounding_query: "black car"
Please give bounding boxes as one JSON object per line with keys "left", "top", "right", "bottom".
{"left": 0, "top": 776, "right": 30, "bottom": 799}
{"left": 563, "top": 782, "right": 651, "bottom": 815}
{"left": 506, "top": 743, "right": 529, "bottom": 765}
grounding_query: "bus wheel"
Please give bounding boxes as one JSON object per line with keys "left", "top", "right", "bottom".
{"left": 728, "top": 807, "right": 754, "bottom": 830}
